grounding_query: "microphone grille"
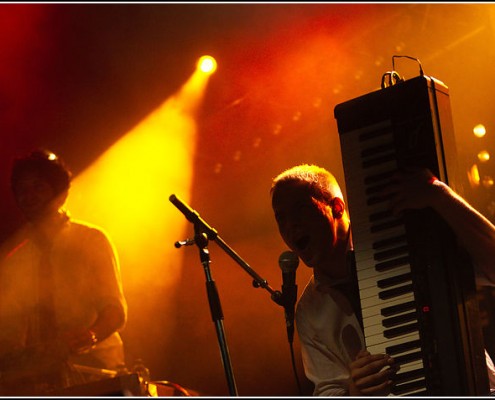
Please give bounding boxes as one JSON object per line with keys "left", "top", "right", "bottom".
{"left": 278, "top": 250, "right": 299, "bottom": 273}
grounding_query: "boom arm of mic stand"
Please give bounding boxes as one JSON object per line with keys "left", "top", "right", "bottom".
{"left": 169, "top": 194, "right": 283, "bottom": 306}
{"left": 214, "top": 234, "right": 283, "bottom": 306}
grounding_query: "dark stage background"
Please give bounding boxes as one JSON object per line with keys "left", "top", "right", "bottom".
{"left": 1, "top": 3, "right": 495, "bottom": 396}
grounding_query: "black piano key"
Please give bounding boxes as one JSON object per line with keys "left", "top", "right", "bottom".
{"left": 392, "top": 379, "right": 427, "bottom": 396}
{"left": 393, "top": 350, "right": 423, "bottom": 365}
{"left": 358, "top": 125, "right": 393, "bottom": 142}
{"left": 362, "top": 153, "right": 397, "bottom": 169}
{"left": 361, "top": 142, "right": 395, "bottom": 158}
{"left": 384, "top": 322, "right": 419, "bottom": 339}
{"left": 375, "top": 256, "right": 410, "bottom": 272}
{"left": 367, "top": 196, "right": 390, "bottom": 206}
{"left": 369, "top": 209, "right": 393, "bottom": 222}
{"left": 386, "top": 339, "right": 422, "bottom": 355}
{"left": 377, "top": 272, "right": 412, "bottom": 288}
{"left": 365, "top": 181, "right": 394, "bottom": 196}
{"left": 381, "top": 300, "right": 416, "bottom": 317}
{"left": 382, "top": 311, "right": 417, "bottom": 328}
{"left": 370, "top": 219, "right": 404, "bottom": 234}
{"left": 392, "top": 367, "right": 425, "bottom": 384}
{"left": 375, "top": 246, "right": 409, "bottom": 262}
{"left": 379, "top": 283, "right": 413, "bottom": 300}
{"left": 373, "top": 234, "right": 408, "bottom": 250}
{"left": 364, "top": 169, "right": 396, "bottom": 185}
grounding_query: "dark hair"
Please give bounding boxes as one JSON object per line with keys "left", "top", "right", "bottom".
{"left": 11, "top": 149, "right": 72, "bottom": 195}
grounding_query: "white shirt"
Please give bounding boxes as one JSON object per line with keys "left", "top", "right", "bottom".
{"left": 295, "top": 275, "right": 365, "bottom": 396}
{"left": 0, "top": 218, "right": 127, "bottom": 371}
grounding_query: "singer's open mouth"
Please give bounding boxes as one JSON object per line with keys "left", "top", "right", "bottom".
{"left": 295, "top": 235, "right": 310, "bottom": 251}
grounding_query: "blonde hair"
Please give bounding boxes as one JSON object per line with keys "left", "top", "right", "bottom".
{"left": 271, "top": 164, "right": 343, "bottom": 202}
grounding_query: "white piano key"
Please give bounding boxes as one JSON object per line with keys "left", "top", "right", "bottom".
{"left": 360, "top": 289, "right": 414, "bottom": 310}
{"left": 359, "top": 265, "right": 412, "bottom": 291}
{"left": 366, "top": 331, "right": 421, "bottom": 354}
{"left": 361, "top": 292, "right": 415, "bottom": 320}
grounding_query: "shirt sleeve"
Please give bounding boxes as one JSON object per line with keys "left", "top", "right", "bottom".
{"left": 86, "top": 227, "right": 128, "bottom": 328}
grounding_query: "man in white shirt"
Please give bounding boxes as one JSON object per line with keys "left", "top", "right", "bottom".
{"left": 0, "top": 149, "right": 128, "bottom": 395}
{"left": 271, "top": 164, "right": 495, "bottom": 395}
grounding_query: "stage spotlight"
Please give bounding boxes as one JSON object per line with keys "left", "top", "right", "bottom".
{"left": 478, "top": 150, "right": 491, "bottom": 162}
{"left": 197, "top": 55, "right": 217, "bottom": 74}
{"left": 474, "top": 123, "right": 486, "bottom": 138}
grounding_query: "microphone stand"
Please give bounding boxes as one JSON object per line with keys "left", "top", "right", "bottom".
{"left": 169, "top": 194, "right": 284, "bottom": 396}
{"left": 192, "top": 226, "right": 237, "bottom": 397}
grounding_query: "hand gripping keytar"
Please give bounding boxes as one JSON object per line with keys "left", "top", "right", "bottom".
{"left": 169, "top": 194, "right": 284, "bottom": 396}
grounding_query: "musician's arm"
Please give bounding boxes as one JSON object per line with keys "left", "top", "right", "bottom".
{"left": 62, "top": 304, "right": 126, "bottom": 354}
{"left": 388, "top": 168, "right": 495, "bottom": 285}
{"left": 63, "top": 227, "right": 127, "bottom": 354}
{"left": 428, "top": 179, "right": 495, "bottom": 285}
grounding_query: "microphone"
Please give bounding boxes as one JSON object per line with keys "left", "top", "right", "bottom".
{"left": 279, "top": 250, "right": 299, "bottom": 344}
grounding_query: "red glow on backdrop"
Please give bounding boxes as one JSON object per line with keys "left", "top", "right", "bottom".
{"left": 0, "top": 4, "right": 53, "bottom": 127}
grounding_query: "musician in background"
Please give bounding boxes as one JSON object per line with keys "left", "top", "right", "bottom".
{"left": 0, "top": 149, "right": 128, "bottom": 395}
{"left": 270, "top": 163, "right": 495, "bottom": 396}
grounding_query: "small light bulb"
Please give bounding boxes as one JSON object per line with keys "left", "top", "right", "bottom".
{"left": 474, "top": 124, "right": 486, "bottom": 138}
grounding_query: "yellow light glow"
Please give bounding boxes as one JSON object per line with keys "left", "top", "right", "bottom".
{"left": 67, "top": 69, "right": 211, "bottom": 285}
{"left": 474, "top": 124, "right": 486, "bottom": 138}
{"left": 478, "top": 150, "right": 490, "bottom": 162}
{"left": 65, "top": 66, "right": 212, "bottom": 348}
{"left": 467, "top": 163, "right": 480, "bottom": 187}
{"left": 67, "top": 94, "right": 197, "bottom": 289}
{"left": 197, "top": 55, "right": 217, "bottom": 74}
{"left": 482, "top": 176, "right": 494, "bottom": 188}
